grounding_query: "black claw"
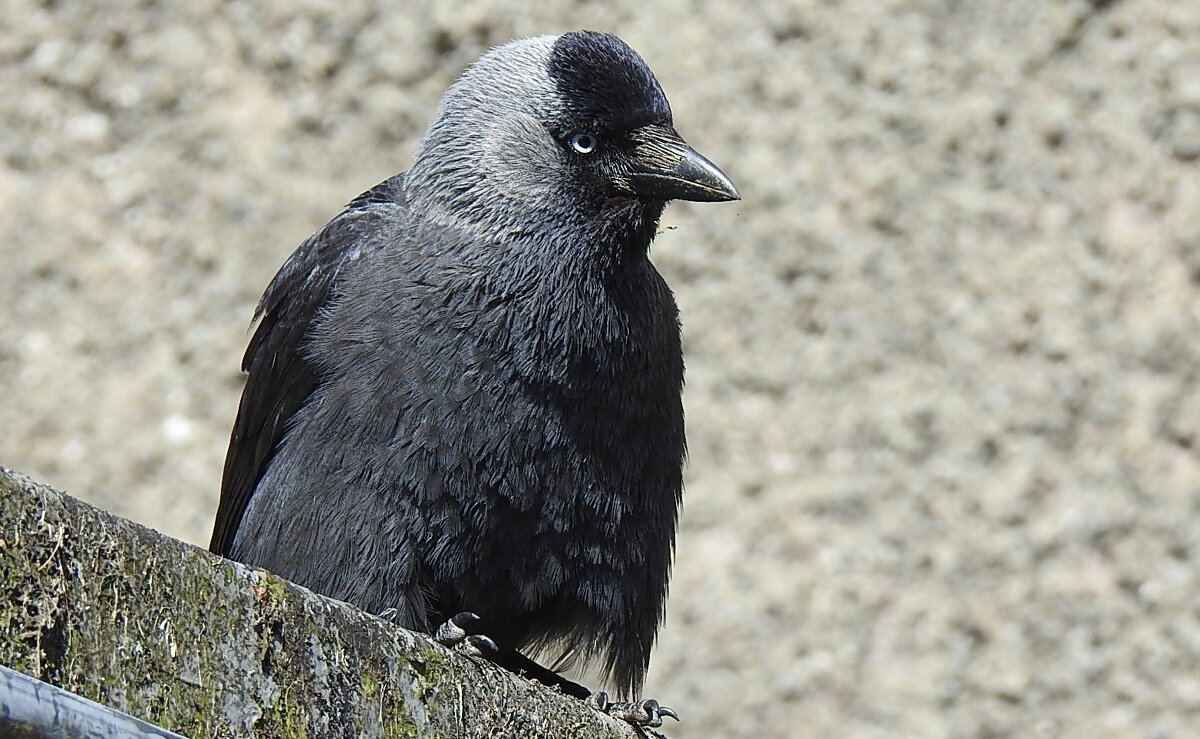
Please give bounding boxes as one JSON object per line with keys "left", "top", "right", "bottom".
{"left": 588, "top": 692, "right": 679, "bottom": 728}
{"left": 376, "top": 607, "right": 399, "bottom": 622}
{"left": 434, "top": 613, "right": 501, "bottom": 661}
{"left": 462, "top": 634, "right": 499, "bottom": 658}
{"left": 588, "top": 691, "right": 611, "bottom": 711}
{"left": 452, "top": 611, "right": 483, "bottom": 630}
{"left": 435, "top": 611, "right": 484, "bottom": 645}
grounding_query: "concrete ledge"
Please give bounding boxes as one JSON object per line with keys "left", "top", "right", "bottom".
{"left": 0, "top": 466, "right": 637, "bottom": 738}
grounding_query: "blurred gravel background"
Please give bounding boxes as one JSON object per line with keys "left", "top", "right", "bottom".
{"left": 3, "top": 1, "right": 1200, "bottom": 736}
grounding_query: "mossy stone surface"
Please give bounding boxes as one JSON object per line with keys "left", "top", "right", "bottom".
{"left": 0, "top": 467, "right": 634, "bottom": 739}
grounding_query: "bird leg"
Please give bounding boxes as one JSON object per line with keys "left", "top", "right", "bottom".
{"left": 588, "top": 692, "right": 680, "bottom": 729}
{"left": 435, "top": 612, "right": 679, "bottom": 729}
{"left": 435, "top": 612, "right": 580, "bottom": 691}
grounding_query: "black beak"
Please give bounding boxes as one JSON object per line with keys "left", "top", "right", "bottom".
{"left": 619, "top": 126, "right": 740, "bottom": 203}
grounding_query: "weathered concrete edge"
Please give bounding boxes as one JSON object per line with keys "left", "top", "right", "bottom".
{"left": 0, "top": 466, "right": 638, "bottom": 739}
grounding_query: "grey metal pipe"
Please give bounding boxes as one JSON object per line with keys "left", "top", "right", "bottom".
{"left": 0, "top": 664, "right": 189, "bottom": 739}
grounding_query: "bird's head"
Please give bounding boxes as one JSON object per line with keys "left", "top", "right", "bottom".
{"left": 407, "top": 31, "right": 739, "bottom": 247}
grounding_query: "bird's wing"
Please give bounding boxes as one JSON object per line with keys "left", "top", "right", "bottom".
{"left": 209, "top": 174, "right": 407, "bottom": 555}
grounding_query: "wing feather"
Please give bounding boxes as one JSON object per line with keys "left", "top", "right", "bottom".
{"left": 209, "top": 175, "right": 407, "bottom": 554}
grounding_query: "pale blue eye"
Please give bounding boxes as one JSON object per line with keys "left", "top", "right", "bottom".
{"left": 569, "top": 133, "right": 597, "bottom": 154}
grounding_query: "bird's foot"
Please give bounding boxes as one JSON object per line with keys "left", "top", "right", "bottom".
{"left": 434, "top": 614, "right": 676, "bottom": 728}
{"left": 434, "top": 611, "right": 500, "bottom": 658}
{"left": 589, "top": 691, "right": 679, "bottom": 728}
{"left": 376, "top": 607, "right": 400, "bottom": 622}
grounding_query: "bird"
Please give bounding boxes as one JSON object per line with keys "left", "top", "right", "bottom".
{"left": 209, "top": 30, "right": 738, "bottom": 726}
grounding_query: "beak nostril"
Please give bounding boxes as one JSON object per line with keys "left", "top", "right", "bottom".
{"left": 624, "top": 146, "right": 740, "bottom": 202}
{"left": 619, "top": 126, "right": 738, "bottom": 202}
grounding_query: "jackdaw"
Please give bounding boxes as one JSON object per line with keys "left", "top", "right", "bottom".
{"left": 210, "top": 30, "right": 738, "bottom": 725}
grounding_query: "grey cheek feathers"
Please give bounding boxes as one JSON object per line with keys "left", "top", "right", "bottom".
{"left": 407, "top": 35, "right": 567, "bottom": 236}
{"left": 411, "top": 34, "right": 562, "bottom": 179}
{"left": 482, "top": 113, "right": 564, "bottom": 200}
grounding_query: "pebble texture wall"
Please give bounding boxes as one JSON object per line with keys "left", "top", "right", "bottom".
{"left": 3, "top": 2, "right": 1199, "bottom": 736}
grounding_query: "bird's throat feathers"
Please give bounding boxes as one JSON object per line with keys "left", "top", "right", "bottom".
{"left": 399, "top": 31, "right": 680, "bottom": 385}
